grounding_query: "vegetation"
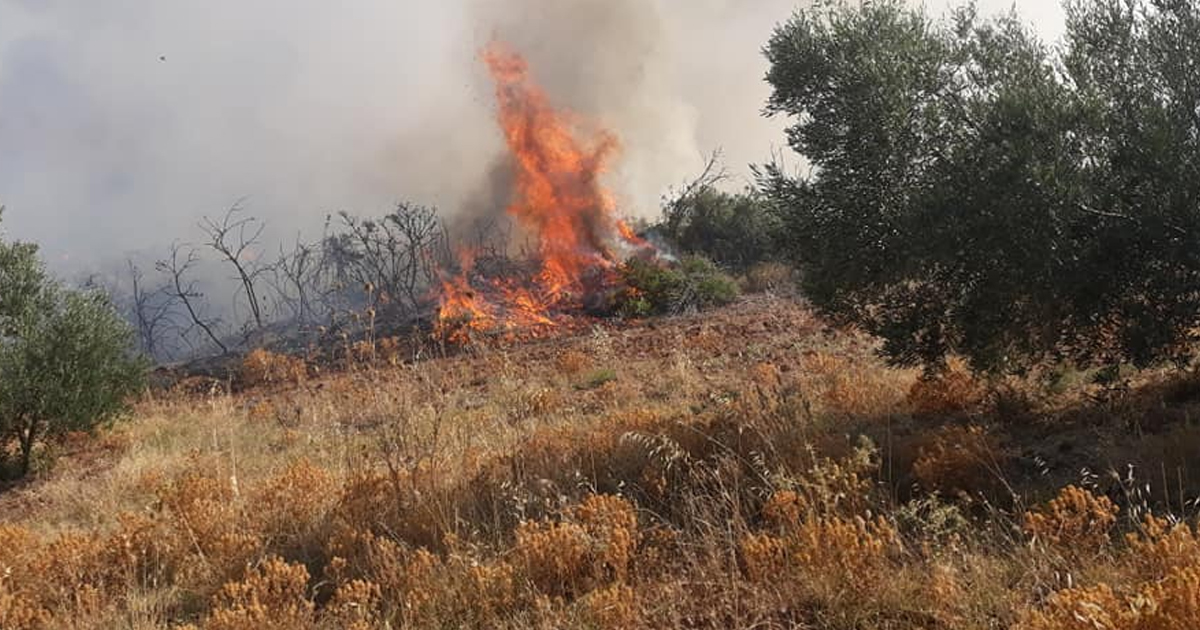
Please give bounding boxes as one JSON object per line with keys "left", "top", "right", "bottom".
{"left": 659, "top": 184, "right": 779, "bottom": 272}
{"left": 762, "top": 0, "right": 1200, "bottom": 373}
{"left": 615, "top": 256, "right": 740, "bottom": 317}
{"left": 2, "top": 297, "right": 1200, "bottom": 628}
{"left": 112, "top": 201, "right": 454, "bottom": 362}
{"left": 7, "top": 0, "right": 1200, "bottom": 627}
{"left": 0, "top": 211, "right": 146, "bottom": 477}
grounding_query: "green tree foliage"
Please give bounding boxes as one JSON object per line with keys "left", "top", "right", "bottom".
{"left": 762, "top": 0, "right": 1200, "bottom": 372}
{"left": 0, "top": 210, "right": 145, "bottom": 476}
{"left": 0, "top": 210, "right": 48, "bottom": 332}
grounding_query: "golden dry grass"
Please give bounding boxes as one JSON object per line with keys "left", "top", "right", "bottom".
{"left": 3, "top": 295, "right": 1200, "bottom": 628}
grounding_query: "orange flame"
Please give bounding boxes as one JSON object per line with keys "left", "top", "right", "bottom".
{"left": 436, "top": 42, "right": 649, "bottom": 342}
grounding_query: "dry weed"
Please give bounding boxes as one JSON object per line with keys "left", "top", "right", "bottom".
{"left": 18, "top": 296, "right": 1200, "bottom": 629}
{"left": 1126, "top": 515, "right": 1200, "bottom": 578}
{"left": 907, "top": 362, "right": 984, "bottom": 416}
{"left": 741, "top": 514, "right": 900, "bottom": 586}
{"left": 912, "top": 424, "right": 1008, "bottom": 496}
{"left": 740, "top": 262, "right": 794, "bottom": 294}
{"left": 205, "top": 556, "right": 313, "bottom": 630}
{"left": 579, "top": 582, "right": 639, "bottom": 629}
{"left": 240, "top": 349, "right": 307, "bottom": 388}
{"left": 1018, "top": 566, "right": 1200, "bottom": 630}
{"left": 798, "top": 349, "right": 913, "bottom": 417}
{"left": 556, "top": 349, "right": 590, "bottom": 375}
{"left": 1017, "top": 584, "right": 1126, "bottom": 630}
{"left": 1023, "top": 485, "right": 1118, "bottom": 551}
{"left": 515, "top": 494, "right": 638, "bottom": 597}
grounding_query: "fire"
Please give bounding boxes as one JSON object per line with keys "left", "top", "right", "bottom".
{"left": 436, "top": 42, "right": 649, "bottom": 342}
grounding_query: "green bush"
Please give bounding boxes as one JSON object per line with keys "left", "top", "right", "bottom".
{"left": 762, "top": 0, "right": 1200, "bottom": 373}
{"left": 659, "top": 186, "right": 779, "bottom": 272}
{"left": 0, "top": 210, "right": 145, "bottom": 476}
{"left": 615, "top": 256, "right": 739, "bottom": 317}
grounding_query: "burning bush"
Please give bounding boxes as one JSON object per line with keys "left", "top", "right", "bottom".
{"left": 432, "top": 44, "right": 742, "bottom": 344}
{"left": 433, "top": 43, "right": 655, "bottom": 343}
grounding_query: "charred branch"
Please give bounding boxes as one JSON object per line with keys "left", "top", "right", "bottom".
{"left": 126, "top": 259, "right": 181, "bottom": 360}
{"left": 200, "top": 203, "right": 270, "bottom": 331}
{"left": 156, "top": 242, "right": 228, "bottom": 355}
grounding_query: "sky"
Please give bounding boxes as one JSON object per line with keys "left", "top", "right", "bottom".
{"left": 0, "top": 0, "right": 1067, "bottom": 271}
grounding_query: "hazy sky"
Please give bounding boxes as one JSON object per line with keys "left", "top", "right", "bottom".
{"left": 0, "top": 0, "right": 1067, "bottom": 270}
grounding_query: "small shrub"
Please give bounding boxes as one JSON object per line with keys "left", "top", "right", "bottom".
{"left": 615, "top": 256, "right": 739, "bottom": 317}
{"left": 911, "top": 425, "right": 1008, "bottom": 497}
{"left": 205, "top": 557, "right": 313, "bottom": 630}
{"left": 1023, "top": 485, "right": 1118, "bottom": 551}
{"left": 1126, "top": 515, "right": 1200, "bottom": 578}
{"left": 740, "top": 261, "right": 794, "bottom": 294}
{"left": 579, "top": 368, "right": 618, "bottom": 391}
{"left": 514, "top": 494, "right": 638, "bottom": 597}
{"left": 0, "top": 280, "right": 146, "bottom": 477}
{"left": 556, "top": 349, "right": 589, "bottom": 375}
{"left": 580, "top": 364, "right": 619, "bottom": 391}
{"left": 906, "top": 362, "right": 984, "bottom": 416}
{"left": 240, "top": 349, "right": 306, "bottom": 388}
{"left": 658, "top": 185, "right": 779, "bottom": 271}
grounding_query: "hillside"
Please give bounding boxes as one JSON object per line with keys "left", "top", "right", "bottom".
{"left": 3, "top": 295, "right": 1200, "bottom": 629}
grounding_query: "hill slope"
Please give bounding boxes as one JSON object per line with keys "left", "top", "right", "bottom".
{"left": 3, "top": 295, "right": 1200, "bottom": 629}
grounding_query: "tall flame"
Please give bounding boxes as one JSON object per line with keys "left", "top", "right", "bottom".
{"left": 436, "top": 42, "right": 648, "bottom": 341}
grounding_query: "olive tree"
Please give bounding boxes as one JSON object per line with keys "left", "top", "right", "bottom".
{"left": 0, "top": 210, "right": 145, "bottom": 476}
{"left": 762, "top": 0, "right": 1200, "bottom": 373}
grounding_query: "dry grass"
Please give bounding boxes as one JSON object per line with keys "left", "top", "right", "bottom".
{"left": 239, "top": 349, "right": 307, "bottom": 388}
{"left": 4, "top": 295, "right": 1200, "bottom": 628}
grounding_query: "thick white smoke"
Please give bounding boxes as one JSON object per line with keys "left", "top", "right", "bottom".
{"left": 0, "top": 0, "right": 1065, "bottom": 271}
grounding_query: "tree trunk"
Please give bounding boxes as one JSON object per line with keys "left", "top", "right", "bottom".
{"left": 18, "top": 419, "right": 38, "bottom": 476}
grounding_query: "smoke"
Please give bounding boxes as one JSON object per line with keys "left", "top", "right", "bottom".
{"left": 0, "top": 0, "right": 1065, "bottom": 272}
{"left": 462, "top": 1, "right": 775, "bottom": 229}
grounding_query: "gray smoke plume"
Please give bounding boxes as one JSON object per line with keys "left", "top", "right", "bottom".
{"left": 0, "top": 0, "right": 1064, "bottom": 272}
